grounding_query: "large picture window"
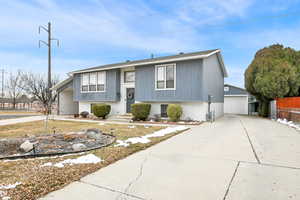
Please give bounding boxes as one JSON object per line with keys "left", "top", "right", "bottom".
{"left": 155, "top": 64, "right": 176, "bottom": 90}
{"left": 81, "top": 71, "right": 106, "bottom": 92}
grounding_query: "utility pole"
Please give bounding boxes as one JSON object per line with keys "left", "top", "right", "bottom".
{"left": 1, "top": 69, "right": 4, "bottom": 109}
{"left": 39, "top": 22, "right": 59, "bottom": 114}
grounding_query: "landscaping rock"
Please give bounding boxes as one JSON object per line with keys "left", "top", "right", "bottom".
{"left": 20, "top": 140, "right": 34, "bottom": 152}
{"left": 72, "top": 143, "right": 87, "bottom": 151}
{"left": 85, "top": 128, "right": 102, "bottom": 140}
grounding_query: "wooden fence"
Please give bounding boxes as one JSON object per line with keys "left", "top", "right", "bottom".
{"left": 276, "top": 97, "right": 300, "bottom": 122}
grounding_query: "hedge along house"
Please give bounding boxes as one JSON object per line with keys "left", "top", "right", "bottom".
{"left": 52, "top": 49, "right": 228, "bottom": 121}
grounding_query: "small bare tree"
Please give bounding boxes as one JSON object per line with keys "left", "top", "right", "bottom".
{"left": 7, "top": 70, "right": 23, "bottom": 109}
{"left": 20, "top": 72, "right": 59, "bottom": 114}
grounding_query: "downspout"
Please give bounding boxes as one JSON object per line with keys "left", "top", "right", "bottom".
{"left": 57, "top": 91, "right": 60, "bottom": 115}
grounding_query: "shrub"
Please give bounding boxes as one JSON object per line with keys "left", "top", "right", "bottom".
{"left": 92, "top": 104, "right": 111, "bottom": 119}
{"left": 167, "top": 104, "right": 183, "bottom": 122}
{"left": 131, "top": 103, "right": 151, "bottom": 120}
{"left": 80, "top": 111, "right": 89, "bottom": 118}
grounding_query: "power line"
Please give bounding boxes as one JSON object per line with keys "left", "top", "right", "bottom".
{"left": 1, "top": 69, "right": 4, "bottom": 109}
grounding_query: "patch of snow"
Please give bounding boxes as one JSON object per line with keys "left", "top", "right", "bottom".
{"left": 126, "top": 137, "right": 151, "bottom": 144}
{"left": 144, "top": 126, "right": 188, "bottom": 139}
{"left": 41, "top": 154, "right": 102, "bottom": 168}
{"left": 41, "top": 162, "right": 53, "bottom": 167}
{"left": 3, "top": 152, "right": 86, "bottom": 162}
{"left": 277, "top": 118, "right": 300, "bottom": 130}
{"left": 0, "top": 182, "right": 21, "bottom": 190}
{"left": 114, "top": 140, "right": 130, "bottom": 147}
{"left": 54, "top": 163, "right": 65, "bottom": 168}
{"left": 128, "top": 125, "right": 136, "bottom": 128}
{"left": 114, "top": 126, "right": 188, "bottom": 147}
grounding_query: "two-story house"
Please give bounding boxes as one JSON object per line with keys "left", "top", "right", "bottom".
{"left": 53, "top": 49, "right": 228, "bottom": 121}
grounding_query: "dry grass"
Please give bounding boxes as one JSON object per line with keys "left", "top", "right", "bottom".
{"left": 0, "top": 120, "right": 161, "bottom": 139}
{"left": 0, "top": 120, "right": 188, "bottom": 200}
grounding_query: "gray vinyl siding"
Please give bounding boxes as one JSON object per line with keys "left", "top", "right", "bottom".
{"left": 224, "top": 85, "right": 248, "bottom": 95}
{"left": 73, "top": 69, "right": 120, "bottom": 102}
{"left": 202, "top": 54, "right": 224, "bottom": 103}
{"left": 135, "top": 59, "right": 203, "bottom": 102}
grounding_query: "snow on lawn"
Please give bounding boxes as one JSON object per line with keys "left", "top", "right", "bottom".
{"left": 277, "top": 118, "right": 300, "bottom": 130}
{"left": 115, "top": 126, "right": 188, "bottom": 147}
{"left": 0, "top": 182, "right": 22, "bottom": 199}
{"left": 0, "top": 182, "right": 21, "bottom": 190}
{"left": 41, "top": 154, "right": 102, "bottom": 168}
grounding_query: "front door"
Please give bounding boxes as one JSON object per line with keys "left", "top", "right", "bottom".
{"left": 126, "top": 88, "right": 135, "bottom": 113}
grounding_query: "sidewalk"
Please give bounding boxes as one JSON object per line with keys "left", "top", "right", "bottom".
{"left": 0, "top": 115, "right": 46, "bottom": 126}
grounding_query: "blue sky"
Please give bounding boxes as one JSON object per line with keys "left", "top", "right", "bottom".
{"left": 1, "top": 0, "right": 300, "bottom": 87}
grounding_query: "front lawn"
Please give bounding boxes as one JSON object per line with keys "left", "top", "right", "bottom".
{"left": 0, "top": 120, "right": 188, "bottom": 200}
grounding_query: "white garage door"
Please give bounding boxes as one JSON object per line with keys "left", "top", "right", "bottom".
{"left": 224, "top": 96, "right": 248, "bottom": 114}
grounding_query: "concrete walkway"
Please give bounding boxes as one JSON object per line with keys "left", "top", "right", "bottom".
{"left": 0, "top": 115, "right": 46, "bottom": 126}
{"left": 41, "top": 115, "right": 300, "bottom": 200}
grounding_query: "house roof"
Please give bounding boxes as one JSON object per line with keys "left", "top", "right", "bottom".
{"left": 51, "top": 76, "right": 73, "bottom": 91}
{"left": 224, "top": 84, "right": 248, "bottom": 96}
{"left": 69, "top": 49, "right": 228, "bottom": 77}
{"left": 224, "top": 84, "right": 246, "bottom": 91}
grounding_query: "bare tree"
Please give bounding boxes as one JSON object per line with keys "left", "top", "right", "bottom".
{"left": 20, "top": 72, "right": 59, "bottom": 114}
{"left": 7, "top": 70, "right": 23, "bottom": 109}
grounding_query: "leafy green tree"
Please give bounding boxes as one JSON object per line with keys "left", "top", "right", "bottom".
{"left": 245, "top": 44, "right": 300, "bottom": 117}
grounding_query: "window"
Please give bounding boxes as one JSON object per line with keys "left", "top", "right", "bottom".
{"left": 157, "top": 66, "right": 165, "bottom": 89}
{"left": 89, "top": 72, "right": 97, "bottom": 91}
{"left": 224, "top": 86, "right": 229, "bottom": 92}
{"left": 161, "top": 104, "right": 168, "bottom": 117}
{"left": 97, "top": 71, "right": 105, "bottom": 91}
{"left": 81, "top": 71, "right": 106, "bottom": 92}
{"left": 82, "top": 73, "right": 89, "bottom": 92}
{"left": 124, "top": 71, "right": 135, "bottom": 83}
{"left": 155, "top": 64, "right": 176, "bottom": 90}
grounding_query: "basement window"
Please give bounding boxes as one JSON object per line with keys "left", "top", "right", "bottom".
{"left": 161, "top": 104, "right": 168, "bottom": 117}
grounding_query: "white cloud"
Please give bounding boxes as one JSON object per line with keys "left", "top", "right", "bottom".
{"left": 0, "top": 0, "right": 206, "bottom": 54}
{"left": 176, "top": 0, "right": 254, "bottom": 26}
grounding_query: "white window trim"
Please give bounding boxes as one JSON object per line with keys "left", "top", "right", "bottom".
{"left": 155, "top": 63, "right": 176, "bottom": 91}
{"left": 124, "top": 70, "right": 135, "bottom": 83}
{"left": 81, "top": 71, "right": 106, "bottom": 93}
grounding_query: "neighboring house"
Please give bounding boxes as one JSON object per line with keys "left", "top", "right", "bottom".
{"left": 224, "top": 84, "right": 249, "bottom": 115}
{"left": 53, "top": 49, "right": 228, "bottom": 121}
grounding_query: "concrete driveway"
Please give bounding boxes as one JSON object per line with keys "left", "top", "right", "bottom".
{"left": 41, "top": 115, "right": 300, "bottom": 200}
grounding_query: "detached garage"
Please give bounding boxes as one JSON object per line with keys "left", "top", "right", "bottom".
{"left": 224, "top": 84, "right": 249, "bottom": 115}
